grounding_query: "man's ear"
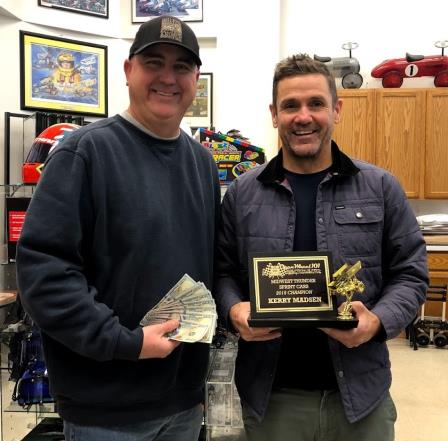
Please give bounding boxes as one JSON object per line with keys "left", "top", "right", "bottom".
{"left": 269, "top": 103, "right": 278, "bottom": 128}
{"left": 333, "top": 98, "right": 343, "bottom": 124}
{"left": 124, "top": 58, "right": 132, "bottom": 83}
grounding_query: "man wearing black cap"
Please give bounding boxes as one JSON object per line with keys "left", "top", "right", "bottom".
{"left": 16, "top": 15, "right": 220, "bottom": 441}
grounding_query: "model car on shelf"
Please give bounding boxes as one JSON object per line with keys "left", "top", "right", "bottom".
{"left": 314, "top": 42, "right": 363, "bottom": 89}
{"left": 371, "top": 40, "right": 448, "bottom": 88}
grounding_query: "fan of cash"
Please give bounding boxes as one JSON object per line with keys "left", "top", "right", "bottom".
{"left": 140, "top": 274, "right": 217, "bottom": 344}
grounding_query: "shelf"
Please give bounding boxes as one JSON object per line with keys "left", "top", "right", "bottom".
{"left": 3, "top": 403, "right": 55, "bottom": 414}
{"left": 0, "top": 184, "right": 35, "bottom": 198}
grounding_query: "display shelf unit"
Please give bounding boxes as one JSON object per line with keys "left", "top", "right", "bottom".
{"left": 1, "top": 112, "right": 66, "bottom": 440}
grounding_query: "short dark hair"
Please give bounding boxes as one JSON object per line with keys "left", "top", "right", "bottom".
{"left": 272, "top": 54, "right": 338, "bottom": 109}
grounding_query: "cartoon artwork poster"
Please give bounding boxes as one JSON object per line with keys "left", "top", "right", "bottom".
{"left": 21, "top": 32, "right": 108, "bottom": 117}
{"left": 31, "top": 43, "right": 100, "bottom": 107}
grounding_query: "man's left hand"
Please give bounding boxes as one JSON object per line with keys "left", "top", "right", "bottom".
{"left": 320, "top": 301, "right": 381, "bottom": 348}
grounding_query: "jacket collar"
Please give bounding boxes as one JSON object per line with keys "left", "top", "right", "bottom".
{"left": 257, "top": 140, "right": 360, "bottom": 185}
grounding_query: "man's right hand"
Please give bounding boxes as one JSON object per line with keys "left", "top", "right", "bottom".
{"left": 229, "top": 301, "right": 281, "bottom": 342}
{"left": 139, "top": 320, "right": 181, "bottom": 359}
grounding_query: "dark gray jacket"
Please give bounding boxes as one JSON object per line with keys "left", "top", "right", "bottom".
{"left": 215, "top": 142, "right": 428, "bottom": 423}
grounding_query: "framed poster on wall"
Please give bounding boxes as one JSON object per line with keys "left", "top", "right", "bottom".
{"left": 20, "top": 31, "right": 108, "bottom": 117}
{"left": 184, "top": 72, "right": 213, "bottom": 129}
{"left": 38, "top": 0, "right": 108, "bottom": 18}
{"left": 132, "top": 0, "right": 203, "bottom": 23}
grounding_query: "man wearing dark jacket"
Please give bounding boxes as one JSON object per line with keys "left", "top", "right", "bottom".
{"left": 214, "top": 54, "right": 428, "bottom": 441}
{"left": 16, "top": 16, "right": 220, "bottom": 441}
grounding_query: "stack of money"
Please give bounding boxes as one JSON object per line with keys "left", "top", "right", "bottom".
{"left": 140, "top": 274, "right": 217, "bottom": 344}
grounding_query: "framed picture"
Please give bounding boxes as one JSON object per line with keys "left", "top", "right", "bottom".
{"left": 38, "top": 0, "right": 109, "bottom": 18}
{"left": 184, "top": 73, "right": 213, "bottom": 129}
{"left": 20, "top": 31, "right": 108, "bottom": 117}
{"left": 132, "top": 0, "right": 203, "bottom": 23}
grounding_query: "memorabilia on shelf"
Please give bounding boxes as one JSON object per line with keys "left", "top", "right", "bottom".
{"left": 38, "top": 0, "right": 108, "bottom": 18}
{"left": 132, "top": 0, "right": 203, "bottom": 23}
{"left": 314, "top": 42, "right": 363, "bottom": 89}
{"left": 199, "top": 128, "right": 265, "bottom": 184}
{"left": 22, "top": 123, "right": 80, "bottom": 184}
{"left": 371, "top": 40, "right": 448, "bottom": 88}
{"left": 140, "top": 274, "right": 217, "bottom": 344}
{"left": 6, "top": 197, "right": 31, "bottom": 263}
{"left": 248, "top": 252, "right": 362, "bottom": 329}
{"left": 225, "top": 129, "right": 250, "bottom": 142}
{"left": 20, "top": 31, "right": 108, "bottom": 117}
{"left": 10, "top": 325, "right": 54, "bottom": 409}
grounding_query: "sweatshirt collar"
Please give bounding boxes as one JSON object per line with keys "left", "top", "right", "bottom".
{"left": 120, "top": 110, "right": 180, "bottom": 141}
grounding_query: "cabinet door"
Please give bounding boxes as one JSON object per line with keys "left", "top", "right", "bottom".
{"left": 375, "top": 89, "right": 426, "bottom": 198}
{"left": 332, "top": 89, "right": 375, "bottom": 163}
{"left": 425, "top": 89, "right": 448, "bottom": 198}
{"left": 426, "top": 252, "right": 448, "bottom": 317}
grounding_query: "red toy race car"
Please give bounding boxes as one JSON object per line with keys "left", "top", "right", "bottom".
{"left": 371, "top": 40, "right": 448, "bottom": 88}
{"left": 22, "top": 123, "right": 79, "bottom": 184}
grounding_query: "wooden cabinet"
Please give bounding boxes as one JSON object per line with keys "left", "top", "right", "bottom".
{"left": 375, "top": 89, "right": 426, "bottom": 199}
{"left": 333, "top": 89, "right": 376, "bottom": 163}
{"left": 425, "top": 89, "right": 448, "bottom": 198}
{"left": 425, "top": 251, "right": 448, "bottom": 317}
{"left": 428, "top": 251, "right": 448, "bottom": 280}
{"left": 333, "top": 88, "right": 448, "bottom": 199}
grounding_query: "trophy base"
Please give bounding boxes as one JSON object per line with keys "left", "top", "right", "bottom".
{"left": 248, "top": 316, "right": 358, "bottom": 329}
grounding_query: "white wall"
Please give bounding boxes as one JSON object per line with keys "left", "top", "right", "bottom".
{"left": 280, "top": 0, "right": 448, "bottom": 217}
{"left": 281, "top": 0, "right": 448, "bottom": 89}
{"left": 0, "top": 0, "right": 447, "bottom": 212}
{"left": 0, "top": 0, "right": 280, "bottom": 251}
{"left": 0, "top": 0, "right": 280, "bottom": 175}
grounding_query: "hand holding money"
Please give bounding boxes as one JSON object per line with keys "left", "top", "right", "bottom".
{"left": 140, "top": 274, "right": 218, "bottom": 344}
{"left": 139, "top": 320, "right": 181, "bottom": 359}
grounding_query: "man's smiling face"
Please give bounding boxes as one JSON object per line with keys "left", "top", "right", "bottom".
{"left": 124, "top": 43, "right": 199, "bottom": 137}
{"left": 270, "top": 73, "right": 342, "bottom": 173}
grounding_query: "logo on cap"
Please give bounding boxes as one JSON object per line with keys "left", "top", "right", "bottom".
{"left": 160, "top": 17, "right": 182, "bottom": 43}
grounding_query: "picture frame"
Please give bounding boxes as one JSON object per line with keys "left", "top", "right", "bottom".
{"left": 20, "top": 31, "right": 108, "bottom": 117}
{"left": 184, "top": 72, "right": 213, "bottom": 129}
{"left": 132, "top": 0, "right": 203, "bottom": 23}
{"left": 38, "top": 0, "right": 109, "bottom": 19}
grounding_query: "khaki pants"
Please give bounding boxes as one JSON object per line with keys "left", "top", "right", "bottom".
{"left": 242, "top": 389, "right": 396, "bottom": 441}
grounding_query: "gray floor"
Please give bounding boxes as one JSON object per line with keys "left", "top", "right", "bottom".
{"left": 1, "top": 337, "right": 447, "bottom": 441}
{"left": 389, "top": 337, "right": 448, "bottom": 441}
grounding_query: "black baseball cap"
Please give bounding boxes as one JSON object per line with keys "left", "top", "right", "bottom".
{"left": 129, "top": 15, "right": 202, "bottom": 66}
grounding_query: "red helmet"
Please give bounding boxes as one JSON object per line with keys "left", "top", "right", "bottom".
{"left": 22, "top": 123, "right": 80, "bottom": 184}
